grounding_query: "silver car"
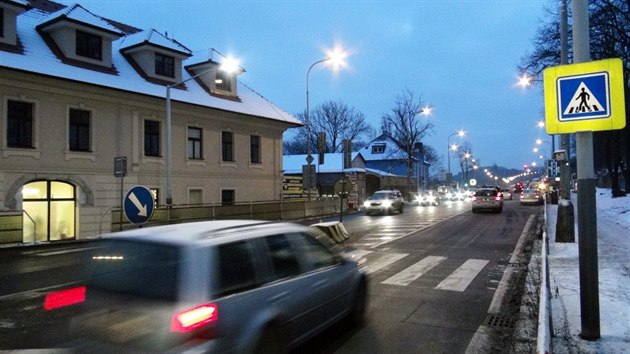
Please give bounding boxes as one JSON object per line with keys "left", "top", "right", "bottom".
{"left": 520, "top": 188, "right": 544, "bottom": 205}
{"left": 45, "top": 220, "right": 367, "bottom": 353}
{"left": 471, "top": 188, "right": 503, "bottom": 213}
{"left": 363, "top": 190, "right": 404, "bottom": 215}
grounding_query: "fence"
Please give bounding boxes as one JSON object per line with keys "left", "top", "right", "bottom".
{"left": 111, "top": 198, "right": 347, "bottom": 231}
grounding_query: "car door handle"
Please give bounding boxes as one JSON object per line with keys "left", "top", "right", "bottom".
{"left": 269, "top": 291, "right": 290, "bottom": 302}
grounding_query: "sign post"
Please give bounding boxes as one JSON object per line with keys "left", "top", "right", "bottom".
{"left": 544, "top": 1, "right": 625, "bottom": 339}
{"left": 114, "top": 157, "right": 127, "bottom": 231}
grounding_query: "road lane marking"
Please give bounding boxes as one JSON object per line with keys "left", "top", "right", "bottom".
{"left": 366, "top": 253, "right": 409, "bottom": 275}
{"left": 382, "top": 256, "right": 446, "bottom": 286}
{"left": 435, "top": 259, "right": 489, "bottom": 292}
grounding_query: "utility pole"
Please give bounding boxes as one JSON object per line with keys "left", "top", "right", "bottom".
{"left": 559, "top": 0, "right": 572, "bottom": 199}
{"left": 572, "top": 0, "right": 600, "bottom": 340}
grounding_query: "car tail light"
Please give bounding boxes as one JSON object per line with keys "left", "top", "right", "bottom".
{"left": 170, "top": 303, "right": 218, "bottom": 333}
{"left": 494, "top": 196, "right": 502, "bottom": 201}
{"left": 472, "top": 196, "right": 478, "bottom": 201}
{"left": 44, "top": 285, "right": 86, "bottom": 311}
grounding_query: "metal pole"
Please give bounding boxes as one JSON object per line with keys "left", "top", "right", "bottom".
{"left": 572, "top": 0, "right": 600, "bottom": 339}
{"left": 119, "top": 174, "right": 124, "bottom": 231}
{"left": 559, "top": 0, "right": 572, "bottom": 199}
{"left": 306, "top": 58, "right": 331, "bottom": 201}
{"left": 166, "top": 86, "right": 173, "bottom": 206}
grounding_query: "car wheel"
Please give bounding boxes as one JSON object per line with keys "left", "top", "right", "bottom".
{"left": 472, "top": 208, "right": 477, "bottom": 213}
{"left": 346, "top": 279, "right": 367, "bottom": 327}
{"left": 254, "top": 324, "right": 287, "bottom": 354}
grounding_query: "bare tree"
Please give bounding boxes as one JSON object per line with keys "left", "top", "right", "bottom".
{"left": 520, "top": 0, "right": 630, "bottom": 195}
{"left": 380, "top": 88, "right": 434, "bottom": 177}
{"left": 283, "top": 100, "right": 372, "bottom": 155}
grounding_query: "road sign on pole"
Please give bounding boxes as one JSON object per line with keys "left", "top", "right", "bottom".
{"left": 543, "top": 58, "right": 625, "bottom": 134}
{"left": 123, "top": 186, "right": 155, "bottom": 225}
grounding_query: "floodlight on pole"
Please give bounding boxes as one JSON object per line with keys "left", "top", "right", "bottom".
{"left": 165, "top": 50, "right": 240, "bottom": 205}
{"left": 305, "top": 46, "right": 347, "bottom": 201}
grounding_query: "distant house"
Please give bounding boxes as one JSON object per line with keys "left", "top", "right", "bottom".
{"left": 0, "top": 0, "right": 300, "bottom": 243}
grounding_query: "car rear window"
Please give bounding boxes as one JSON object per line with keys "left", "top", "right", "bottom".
{"left": 86, "top": 239, "right": 180, "bottom": 301}
{"left": 475, "top": 189, "right": 497, "bottom": 197}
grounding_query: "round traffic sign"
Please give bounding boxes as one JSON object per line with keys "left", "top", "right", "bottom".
{"left": 123, "top": 186, "right": 155, "bottom": 225}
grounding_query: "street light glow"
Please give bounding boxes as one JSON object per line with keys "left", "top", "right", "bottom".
{"left": 219, "top": 56, "right": 241, "bottom": 74}
{"left": 517, "top": 73, "right": 532, "bottom": 88}
{"left": 421, "top": 105, "right": 432, "bottom": 116}
{"left": 325, "top": 45, "right": 348, "bottom": 71}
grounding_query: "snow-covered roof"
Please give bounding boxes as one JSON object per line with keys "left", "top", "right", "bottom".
{"left": 3, "top": 0, "right": 30, "bottom": 8}
{"left": 36, "top": 4, "right": 123, "bottom": 36}
{"left": 2, "top": 2, "right": 300, "bottom": 126}
{"left": 359, "top": 133, "right": 408, "bottom": 161}
{"left": 283, "top": 152, "right": 400, "bottom": 176}
{"left": 120, "top": 28, "right": 191, "bottom": 56}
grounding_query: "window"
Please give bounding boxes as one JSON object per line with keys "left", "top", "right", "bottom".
{"left": 155, "top": 53, "right": 175, "bottom": 78}
{"left": 264, "top": 234, "right": 300, "bottom": 280}
{"left": 292, "top": 233, "right": 338, "bottom": 271}
{"left": 221, "top": 189, "right": 235, "bottom": 206}
{"left": 7, "top": 100, "right": 34, "bottom": 148}
{"left": 187, "top": 127, "right": 202, "bottom": 160}
{"left": 221, "top": 131, "right": 234, "bottom": 162}
{"left": 215, "top": 71, "right": 231, "bottom": 91}
{"left": 216, "top": 241, "right": 257, "bottom": 297}
{"left": 144, "top": 120, "right": 160, "bottom": 157}
{"left": 188, "top": 189, "right": 202, "bottom": 205}
{"left": 22, "top": 180, "right": 76, "bottom": 242}
{"left": 372, "top": 144, "right": 385, "bottom": 154}
{"left": 250, "top": 135, "right": 261, "bottom": 164}
{"left": 150, "top": 188, "right": 159, "bottom": 206}
{"left": 0, "top": 9, "right": 4, "bottom": 38}
{"left": 76, "top": 30, "right": 102, "bottom": 60}
{"left": 69, "top": 109, "right": 90, "bottom": 152}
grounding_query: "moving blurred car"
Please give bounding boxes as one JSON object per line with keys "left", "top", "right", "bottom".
{"left": 520, "top": 188, "right": 544, "bottom": 205}
{"left": 45, "top": 220, "right": 368, "bottom": 353}
{"left": 501, "top": 188, "right": 513, "bottom": 200}
{"left": 449, "top": 190, "right": 466, "bottom": 201}
{"left": 513, "top": 181, "right": 525, "bottom": 194}
{"left": 416, "top": 191, "right": 440, "bottom": 206}
{"left": 471, "top": 188, "right": 503, "bottom": 213}
{"left": 364, "top": 190, "right": 404, "bottom": 215}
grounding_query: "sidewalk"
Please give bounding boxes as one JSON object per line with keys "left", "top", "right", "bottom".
{"left": 547, "top": 190, "right": 630, "bottom": 353}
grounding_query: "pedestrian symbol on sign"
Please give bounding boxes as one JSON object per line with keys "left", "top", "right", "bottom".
{"left": 558, "top": 72, "right": 610, "bottom": 121}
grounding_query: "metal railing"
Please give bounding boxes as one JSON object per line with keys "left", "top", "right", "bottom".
{"left": 537, "top": 199, "right": 552, "bottom": 354}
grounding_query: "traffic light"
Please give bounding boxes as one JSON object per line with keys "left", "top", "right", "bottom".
{"left": 317, "top": 132, "right": 326, "bottom": 165}
{"left": 343, "top": 139, "right": 352, "bottom": 169}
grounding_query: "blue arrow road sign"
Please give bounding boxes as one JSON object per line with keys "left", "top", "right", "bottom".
{"left": 557, "top": 72, "right": 610, "bottom": 121}
{"left": 124, "top": 185, "right": 155, "bottom": 225}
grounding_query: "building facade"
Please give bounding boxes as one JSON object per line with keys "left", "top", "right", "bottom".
{"left": 0, "top": 0, "right": 300, "bottom": 242}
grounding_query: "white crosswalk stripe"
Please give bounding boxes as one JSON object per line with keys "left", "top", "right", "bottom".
{"left": 354, "top": 250, "right": 490, "bottom": 292}
{"left": 435, "top": 259, "right": 489, "bottom": 292}
{"left": 382, "top": 256, "right": 446, "bottom": 286}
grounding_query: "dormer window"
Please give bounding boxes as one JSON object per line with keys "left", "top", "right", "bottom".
{"left": 372, "top": 144, "right": 385, "bottom": 154}
{"left": 215, "top": 70, "right": 231, "bottom": 91}
{"left": 0, "top": 0, "right": 30, "bottom": 50}
{"left": 155, "top": 52, "right": 175, "bottom": 78}
{"left": 76, "top": 30, "right": 102, "bottom": 60}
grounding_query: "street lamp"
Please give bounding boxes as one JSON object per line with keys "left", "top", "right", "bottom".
{"left": 305, "top": 46, "right": 347, "bottom": 201}
{"left": 447, "top": 130, "right": 465, "bottom": 180}
{"left": 517, "top": 73, "right": 533, "bottom": 88}
{"left": 165, "top": 51, "right": 240, "bottom": 205}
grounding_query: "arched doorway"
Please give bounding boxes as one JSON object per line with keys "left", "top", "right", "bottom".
{"left": 22, "top": 180, "right": 76, "bottom": 242}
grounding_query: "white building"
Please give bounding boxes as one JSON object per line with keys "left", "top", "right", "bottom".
{"left": 0, "top": 0, "right": 301, "bottom": 242}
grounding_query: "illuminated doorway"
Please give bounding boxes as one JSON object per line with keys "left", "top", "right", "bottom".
{"left": 22, "top": 181, "right": 76, "bottom": 242}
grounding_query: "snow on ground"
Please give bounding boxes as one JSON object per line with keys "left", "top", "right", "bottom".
{"left": 548, "top": 188, "right": 630, "bottom": 353}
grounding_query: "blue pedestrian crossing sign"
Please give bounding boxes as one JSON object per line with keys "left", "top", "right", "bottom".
{"left": 544, "top": 58, "right": 625, "bottom": 134}
{"left": 123, "top": 185, "right": 155, "bottom": 225}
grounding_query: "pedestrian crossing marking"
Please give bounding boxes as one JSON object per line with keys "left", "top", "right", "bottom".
{"left": 382, "top": 256, "right": 446, "bottom": 286}
{"left": 434, "top": 259, "right": 489, "bottom": 292}
{"left": 366, "top": 253, "right": 409, "bottom": 275}
{"left": 562, "top": 82, "right": 604, "bottom": 115}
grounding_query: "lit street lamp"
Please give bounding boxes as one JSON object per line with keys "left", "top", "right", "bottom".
{"left": 447, "top": 130, "right": 465, "bottom": 183}
{"left": 305, "top": 46, "right": 347, "bottom": 201}
{"left": 165, "top": 51, "right": 240, "bottom": 205}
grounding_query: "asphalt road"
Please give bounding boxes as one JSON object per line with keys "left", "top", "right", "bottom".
{"left": 0, "top": 198, "right": 542, "bottom": 353}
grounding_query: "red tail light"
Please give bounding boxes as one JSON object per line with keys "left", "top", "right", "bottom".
{"left": 494, "top": 196, "right": 502, "bottom": 201}
{"left": 170, "top": 303, "right": 218, "bottom": 333}
{"left": 472, "top": 196, "right": 478, "bottom": 201}
{"left": 44, "top": 286, "right": 86, "bottom": 311}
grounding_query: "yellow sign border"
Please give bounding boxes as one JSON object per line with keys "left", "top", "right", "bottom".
{"left": 544, "top": 58, "right": 625, "bottom": 134}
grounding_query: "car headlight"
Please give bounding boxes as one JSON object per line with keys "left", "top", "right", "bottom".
{"left": 428, "top": 196, "right": 436, "bottom": 202}
{"left": 363, "top": 201, "right": 371, "bottom": 208}
{"left": 382, "top": 200, "right": 392, "bottom": 208}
